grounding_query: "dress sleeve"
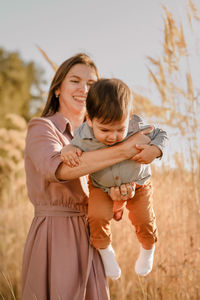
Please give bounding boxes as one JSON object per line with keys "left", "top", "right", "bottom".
{"left": 25, "top": 118, "right": 67, "bottom": 182}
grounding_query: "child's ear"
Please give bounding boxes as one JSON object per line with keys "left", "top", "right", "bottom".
{"left": 86, "top": 115, "right": 93, "bottom": 127}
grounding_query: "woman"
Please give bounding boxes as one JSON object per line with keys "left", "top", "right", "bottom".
{"left": 22, "top": 53, "right": 150, "bottom": 300}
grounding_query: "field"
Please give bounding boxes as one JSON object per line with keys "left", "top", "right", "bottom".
{"left": 0, "top": 154, "right": 199, "bottom": 299}
{"left": 110, "top": 166, "right": 200, "bottom": 300}
{"left": 1, "top": 2, "right": 200, "bottom": 298}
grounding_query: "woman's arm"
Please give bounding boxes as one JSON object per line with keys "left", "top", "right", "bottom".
{"left": 56, "top": 129, "right": 151, "bottom": 180}
{"left": 26, "top": 117, "right": 151, "bottom": 182}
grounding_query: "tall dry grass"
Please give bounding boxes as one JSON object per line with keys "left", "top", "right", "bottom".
{"left": 0, "top": 114, "right": 33, "bottom": 300}
{"left": 107, "top": 3, "right": 200, "bottom": 298}
{"left": 110, "top": 165, "right": 200, "bottom": 300}
{"left": 1, "top": 1, "right": 200, "bottom": 299}
{"left": 0, "top": 116, "right": 199, "bottom": 300}
{"left": 0, "top": 154, "right": 199, "bottom": 299}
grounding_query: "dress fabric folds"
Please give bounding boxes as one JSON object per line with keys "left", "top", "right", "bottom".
{"left": 22, "top": 112, "right": 110, "bottom": 300}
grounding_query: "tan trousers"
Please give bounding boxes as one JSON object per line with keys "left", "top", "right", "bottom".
{"left": 88, "top": 179, "right": 157, "bottom": 250}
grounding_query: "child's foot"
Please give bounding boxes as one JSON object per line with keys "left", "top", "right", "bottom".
{"left": 135, "top": 244, "right": 155, "bottom": 276}
{"left": 98, "top": 244, "right": 121, "bottom": 280}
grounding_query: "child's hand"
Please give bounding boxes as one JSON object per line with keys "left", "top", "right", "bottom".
{"left": 61, "top": 145, "right": 82, "bottom": 168}
{"left": 131, "top": 144, "right": 161, "bottom": 164}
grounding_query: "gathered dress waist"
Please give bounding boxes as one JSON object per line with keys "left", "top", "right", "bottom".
{"left": 34, "top": 205, "right": 86, "bottom": 217}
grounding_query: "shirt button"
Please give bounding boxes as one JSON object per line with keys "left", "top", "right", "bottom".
{"left": 115, "top": 176, "right": 119, "bottom": 180}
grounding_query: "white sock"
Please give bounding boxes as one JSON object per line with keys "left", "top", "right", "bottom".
{"left": 98, "top": 244, "right": 121, "bottom": 280}
{"left": 135, "top": 244, "right": 155, "bottom": 276}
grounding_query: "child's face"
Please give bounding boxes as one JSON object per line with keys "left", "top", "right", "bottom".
{"left": 87, "top": 115, "right": 130, "bottom": 145}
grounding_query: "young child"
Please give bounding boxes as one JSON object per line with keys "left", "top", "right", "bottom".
{"left": 61, "top": 78, "right": 168, "bottom": 280}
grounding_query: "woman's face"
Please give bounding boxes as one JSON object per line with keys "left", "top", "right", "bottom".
{"left": 57, "top": 64, "right": 97, "bottom": 118}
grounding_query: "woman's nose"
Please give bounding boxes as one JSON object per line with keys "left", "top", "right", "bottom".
{"left": 79, "top": 83, "right": 89, "bottom": 94}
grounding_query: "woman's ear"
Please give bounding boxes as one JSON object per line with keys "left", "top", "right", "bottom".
{"left": 86, "top": 115, "right": 93, "bottom": 127}
{"left": 55, "top": 88, "right": 60, "bottom": 98}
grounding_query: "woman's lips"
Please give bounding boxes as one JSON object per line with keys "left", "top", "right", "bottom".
{"left": 73, "top": 96, "right": 86, "bottom": 103}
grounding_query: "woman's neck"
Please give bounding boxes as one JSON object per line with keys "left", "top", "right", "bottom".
{"left": 64, "top": 113, "right": 85, "bottom": 132}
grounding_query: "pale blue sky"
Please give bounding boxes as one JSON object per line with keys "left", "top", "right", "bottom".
{"left": 1, "top": 0, "right": 188, "bottom": 93}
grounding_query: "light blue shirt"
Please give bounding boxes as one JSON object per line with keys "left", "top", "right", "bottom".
{"left": 72, "top": 114, "right": 168, "bottom": 194}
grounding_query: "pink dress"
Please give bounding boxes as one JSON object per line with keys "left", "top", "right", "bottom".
{"left": 22, "top": 112, "right": 110, "bottom": 300}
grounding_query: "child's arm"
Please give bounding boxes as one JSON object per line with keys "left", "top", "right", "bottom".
{"left": 61, "top": 145, "right": 82, "bottom": 168}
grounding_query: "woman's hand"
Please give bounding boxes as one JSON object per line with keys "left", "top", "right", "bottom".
{"left": 61, "top": 145, "right": 82, "bottom": 167}
{"left": 110, "top": 183, "right": 136, "bottom": 201}
{"left": 131, "top": 144, "right": 162, "bottom": 164}
{"left": 121, "top": 127, "right": 153, "bottom": 159}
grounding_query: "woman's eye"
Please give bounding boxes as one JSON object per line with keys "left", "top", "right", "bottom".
{"left": 87, "top": 82, "right": 94, "bottom": 87}
{"left": 71, "top": 80, "right": 79, "bottom": 83}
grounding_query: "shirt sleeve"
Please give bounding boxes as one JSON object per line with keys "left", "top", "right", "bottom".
{"left": 130, "top": 115, "right": 168, "bottom": 157}
{"left": 25, "top": 118, "right": 67, "bottom": 182}
{"left": 148, "top": 127, "right": 168, "bottom": 156}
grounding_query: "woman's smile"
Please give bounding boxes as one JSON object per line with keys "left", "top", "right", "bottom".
{"left": 73, "top": 95, "right": 87, "bottom": 106}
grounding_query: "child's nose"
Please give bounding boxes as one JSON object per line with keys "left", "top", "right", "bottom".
{"left": 108, "top": 132, "right": 117, "bottom": 140}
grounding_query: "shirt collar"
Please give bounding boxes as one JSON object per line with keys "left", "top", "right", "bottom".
{"left": 79, "top": 122, "right": 95, "bottom": 139}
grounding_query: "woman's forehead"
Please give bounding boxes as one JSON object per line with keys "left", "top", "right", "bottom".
{"left": 67, "top": 64, "right": 97, "bottom": 79}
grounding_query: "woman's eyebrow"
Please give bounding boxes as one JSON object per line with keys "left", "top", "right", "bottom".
{"left": 69, "top": 75, "right": 95, "bottom": 82}
{"left": 69, "top": 75, "right": 80, "bottom": 79}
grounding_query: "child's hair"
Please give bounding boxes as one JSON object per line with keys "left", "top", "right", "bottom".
{"left": 86, "top": 78, "right": 132, "bottom": 124}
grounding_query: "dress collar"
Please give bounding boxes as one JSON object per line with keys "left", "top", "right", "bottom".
{"left": 48, "top": 111, "right": 72, "bottom": 134}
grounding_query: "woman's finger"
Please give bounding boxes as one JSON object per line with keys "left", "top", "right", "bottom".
{"left": 141, "top": 126, "right": 154, "bottom": 135}
{"left": 76, "top": 148, "right": 82, "bottom": 157}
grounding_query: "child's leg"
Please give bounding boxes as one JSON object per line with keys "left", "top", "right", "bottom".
{"left": 134, "top": 244, "right": 155, "bottom": 276}
{"left": 113, "top": 200, "right": 127, "bottom": 221}
{"left": 88, "top": 179, "right": 121, "bottom": 279}
{"left": 88, "top": 180, "right": 113, "bottom": 249}
{"left": 112, "top": 182, "right": 136, "bottom": 221}
{"left": 126, "top": 180, "right": 157, "bottom": 276}
{"left": 98, "top": 244, "right": 121, "bottom": 280}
